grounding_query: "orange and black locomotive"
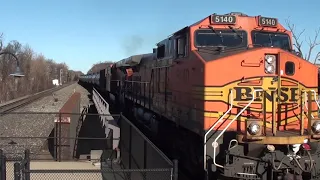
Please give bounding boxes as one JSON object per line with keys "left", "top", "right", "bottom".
{"left": 81, "top": 12, "right": 320, "bottom": 180}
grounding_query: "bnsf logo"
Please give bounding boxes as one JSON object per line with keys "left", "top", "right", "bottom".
{"left": 194, "top": 77, "right": 316, "bottom": 112}
{"left": 233, "top": 87, "right": 299, "bottom": 102}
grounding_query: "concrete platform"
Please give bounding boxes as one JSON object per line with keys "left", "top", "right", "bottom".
{"left": 29, "top": 161, "right": 101, "bottom": 169}
{"left": 6, "top": 161, "right": 103, "bottom": 180}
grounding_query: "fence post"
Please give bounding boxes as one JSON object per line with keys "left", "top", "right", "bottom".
{"left": 129, "top": 125, "right": 132, "bottom": 169}
{"left": 24, "top": 149, "right": 30, "bottom": 180}
{"left": 54, "top": 121, "right": 57, "bottom": 161}
{"left": 0, "top": 149, "right": 6, "bottom": 180}
{"left": 14, "top": 162, "right": 21, "bottom": 180}
{"left": 2, "top": 155, "right": 6, "bottom": 180}
{"left": 0, "top": 149, "right": 2, "bottom": 179}
{"left": 173, "top": 159, "right": 178, "bottom": 180}
{"left": 59, "top": 113, "right": 62, "bottom": 162}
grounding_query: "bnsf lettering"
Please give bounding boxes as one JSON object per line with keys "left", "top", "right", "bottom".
{"left": 234, "top": 87, "right": 299, "bottom": 102}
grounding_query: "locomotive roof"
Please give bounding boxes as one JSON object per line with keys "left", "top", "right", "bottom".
{"left": 115, "top": 53, "right": 154, "bottom": 68}
{"left": 159, "top": 12, "right": 252, "bottom": 46}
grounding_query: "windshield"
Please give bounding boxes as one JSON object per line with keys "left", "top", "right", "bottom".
{"left": 194, "top": 29, "right": 247, "bottom": 48}
{"left": 252, "top": 31, "right": 291, "bottom": 51}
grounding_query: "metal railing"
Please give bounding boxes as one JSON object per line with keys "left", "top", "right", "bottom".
{"left": 14, "top": 149, "right": 30, "bottom": 180}
{"left": 304, "top": 90, "right": 320, "bottom": 119}
{"left": 0, "top": 111, "right": 118, "bottom": 161}
{"left": 204, "top": 89, "right": 233, "bottom": 170}
{"left": 93, "top": 87, "right": 110, "bottom": 126}
{"left": 205, "top": 89, "right": 320, "bottom": 173}
{"left": 0, "top": 111, "right": 178, "bottom": 179}
{"left": 119, "top": 114, "right": 174, "bottom": 169}
{"left": 212, "top": 89, "right": 263, "bottom": 169}
{"left": 0, "top": 149, "right": 6, "bottom": 180}
{"left": 72, "top": 106, "right": 88, "bottom": 158}
{"left": 93, "top": 87, "right": 120, "bottom": 150}
{"left": 11, "top": 148, "right": 177, "bottom": 180}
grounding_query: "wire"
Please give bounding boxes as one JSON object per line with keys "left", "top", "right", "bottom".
{"left": 292, "top": 151, "right": 314, "bottom": 173}
{"left": 228, "top": 139, "right": 238, "bottom": 151}
{"left": 271, "top": 153, "right": 286, "bottom": 170}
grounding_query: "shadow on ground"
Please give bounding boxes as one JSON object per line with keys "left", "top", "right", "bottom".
{"left": 47, "top": 95, "right": 109, "bottom": 160}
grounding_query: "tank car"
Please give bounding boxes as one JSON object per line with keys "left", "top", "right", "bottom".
{"left": 101, "top": 12, "right": 320, "bottom": 180}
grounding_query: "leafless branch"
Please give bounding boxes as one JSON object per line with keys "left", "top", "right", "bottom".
{"left": 313, "top": 52, "right": 320, "bottom": 64}
{"left": 285, "top": 19, "right": 305, "bottom": 57}
{"left": 0, "top": 33, "right": 79, "bottom": 102}
{"left": 0, "top": 33, "right": 3, "bottom": 51}
{"left": 306, "top": 28, "right": 320, "bottom": 62}
{"left": 285, "top": 18, "right": 320, "bottom": 64}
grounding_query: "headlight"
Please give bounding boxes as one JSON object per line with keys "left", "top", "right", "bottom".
{"left": 247, "top": 123, "right": 261, "bottom": 135}
{"left": 264, "top": 54, "right": 276, "bottom": 74}
{"left": 265, "top": 55, "right": 276, "bottom": 64}
{"left": 265, "top": 65, "right": 275, "bottom": 73}
{"left": 312, "top": 121, "right": 320, "bottom": 134}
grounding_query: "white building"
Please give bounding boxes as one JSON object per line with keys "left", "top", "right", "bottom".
{"left": 52, "top": 79, "right": 59, "bottom": 86}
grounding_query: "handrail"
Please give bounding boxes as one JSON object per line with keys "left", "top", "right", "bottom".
{"left": 212, "top": 89, "right": 263, "bottom": 169}
{"left": 311, "top": 90, "right": 320, "bottom": 111}
{"left": 92, "top": 87, "right": 120, "bottom": 150}
{"left": 73, "top": 106, "right": 88, "bottom": 158}
{"left": 92, "top": 87, "right": 109, "bottom": 127}
{"left": 124, "top": 80, "right": 150, "bottom": 84}
{"left": 304, "top": 91, "right": 316, "bottom": 119}
{"left": 204, "top": 89, "right": 233, "bottom": 170}
{"left": 120, "top": 113, "right": 174, "bottom": 166}
{"left": 93, "top": 87, "right": 108, "bottom": 107}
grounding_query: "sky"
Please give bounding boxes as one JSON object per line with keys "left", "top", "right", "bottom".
{"left": 1, "top": 0, "right": 319, "bottom": 73}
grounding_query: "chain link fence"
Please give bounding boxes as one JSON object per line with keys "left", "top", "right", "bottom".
{"left": 14, "top": 159, "right": 175, "bottom": 180}
{"left": 0, "top": 112, "right": 178, "bottom": 179}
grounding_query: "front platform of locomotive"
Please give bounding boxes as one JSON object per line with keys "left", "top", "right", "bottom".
{"left": 194, "top": 13, "right": 320, "bottom": 179}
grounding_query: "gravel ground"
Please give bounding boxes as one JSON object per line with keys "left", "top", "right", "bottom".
{"left": 0, "top": 83, "right": 91, "bottom": 159}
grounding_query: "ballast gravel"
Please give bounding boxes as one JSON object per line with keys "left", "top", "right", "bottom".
{"left": 0, "top": 83, "right": 91, "bottom": 160}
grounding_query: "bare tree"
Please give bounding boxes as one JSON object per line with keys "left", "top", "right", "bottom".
{"left": 0, "top": 33, "right": 3, "bottom": 51}
{"left": 285, "top": 18, "right": 320, "bottom": 64}
{"left": 0, "top": 32, "right": 80, "bottom": 103}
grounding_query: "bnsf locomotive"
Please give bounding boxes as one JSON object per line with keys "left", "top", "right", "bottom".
{"left": 80, "top": 12, "right": 320, "bottom": 180}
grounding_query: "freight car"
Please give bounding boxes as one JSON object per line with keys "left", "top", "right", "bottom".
{"left": 80, "top": 12, "right": 320, "bottom": 180}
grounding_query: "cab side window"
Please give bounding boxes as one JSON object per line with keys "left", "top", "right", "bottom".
{"left": 157, "top": 45, "right": 165, "bottom": 59}
{"left": 285, "top": 61, "right": 295, "bottom": 75}
{"left": 175, "top": 33, "right": 188, "bottom": 58}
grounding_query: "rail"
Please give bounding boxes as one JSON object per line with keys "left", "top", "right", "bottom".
{"left": 303, "top": 90, "right": 320, "bottom": 119}
{"left": 0, "top": 111, "right": 177, "bottom": 180}
{"left": 120, "top": 113, "right": 173, "bottom": 167}
{"left": 213, "top": 89, "right": 263, "bottom": 169}
{"left": 92, "top": 87, "right": 120, "bottom": 150}
{"left": 203, "top": 89, "right": 233, "bottom": 170}
{"left": 0, "top": 82, "right": 73, "bottom": 115}
{"left": 304, "top": 91, "right": 314, "bottom": 119}
{"left": 311, "top": 90, "right": 320, "bottom": 109}
{"left": 13, "top": 149, "right": 175, "bottom": 180}
{"left": 122, "top": 80, "right": 152, "bottom": 110}
{"left": 0, "top": 149, "right": 6, "bottom": 180}
{"left": 311, "top": 90, "right": 320, "bottom": 111}
{"left": 93, "top": 87, "right": 110, "bottom": 126}
{"left": 72, "top": 106, "right": 88, "bottom": 158}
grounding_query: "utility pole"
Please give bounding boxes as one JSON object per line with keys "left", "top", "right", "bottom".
{"left": 59, "top": 69, "right": 63, "bottom": 85}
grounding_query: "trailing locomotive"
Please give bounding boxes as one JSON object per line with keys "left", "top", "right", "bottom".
{"left": 80, "top": 12, "right": 320, "bottom": 180}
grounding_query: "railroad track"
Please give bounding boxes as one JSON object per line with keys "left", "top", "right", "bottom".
{"left": 0, "top": 82, "right": 75, "bottom": 116}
